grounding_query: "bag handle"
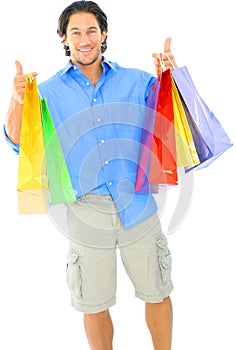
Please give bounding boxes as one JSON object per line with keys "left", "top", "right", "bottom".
{"left": 156, "top": 53, "right": 177, "bottom": 75}
{"left": 26, "top": 73, "right": 34, "bottom": 82}
{"left": 162, "top": 53, "right": 178, "bottom": 70}
{"left": 26, "top": 72, "right": 43, "bottom": 99}
{"left": 158, "top": 53, "right": 166, "bottom": 71}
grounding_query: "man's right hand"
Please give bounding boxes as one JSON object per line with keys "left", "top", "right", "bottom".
{"left": 5, "top": 61, "right": 37, "bottom": 144}
{"left": 12, "top": 60, "right": 37, "bottom": 105}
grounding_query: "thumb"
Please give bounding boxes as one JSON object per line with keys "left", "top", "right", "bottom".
{"left": 15, "top": 60, "right": 23, "bottom": 75}
{"left": 164, "top": 37, "right": 172, "bottom": 53}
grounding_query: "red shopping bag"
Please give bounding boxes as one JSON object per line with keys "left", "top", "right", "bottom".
{"left": 150, "top": 68, "right": 178, "bottom": 185}
{"left": 135, "top": 68, "right": 178, "bottom": 192}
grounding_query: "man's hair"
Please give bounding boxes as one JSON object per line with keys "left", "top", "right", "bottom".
{"left": 57, "top": 1, "right": 108, "bottom": 56}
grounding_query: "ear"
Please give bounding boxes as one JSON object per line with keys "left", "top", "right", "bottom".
{"left": 101, "top": 30, "right": 107, "bottom": 43}
{"left": 62, "top": 35, "right": 68, "bottom": 46}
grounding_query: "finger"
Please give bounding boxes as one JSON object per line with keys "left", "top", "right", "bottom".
{"left": 164, "top": 37, "right": 172, "bottom": 53}
{"left": 15, "top": 60, "right": 23, "bottom": 75}
{"left": 152, "top": 52, "right": 162, "bottom": 58}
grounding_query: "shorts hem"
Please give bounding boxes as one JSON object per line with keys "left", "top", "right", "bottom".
{"left": 135, "top": 283, "right": 174, "bottom": 303}
{"left": 71, "top": 296, "right": 116, "bottom": 314}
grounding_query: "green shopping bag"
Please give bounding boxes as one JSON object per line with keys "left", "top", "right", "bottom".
{"left": 40, "top": 98, "right": 76, "bottom": 204}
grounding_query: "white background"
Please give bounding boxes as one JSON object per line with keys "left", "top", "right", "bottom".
{"left": 0, "top": 0, "right": 235, "bottom": 349}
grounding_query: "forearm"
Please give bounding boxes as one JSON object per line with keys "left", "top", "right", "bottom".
{"left": 5, "top": 97, "right": 23, "bottom": 144}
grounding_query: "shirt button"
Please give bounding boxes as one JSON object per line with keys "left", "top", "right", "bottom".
{"left": 86, "top": 82, "right": 90, "bottom": 86}
{"left": 101, "top": 139, "right": 105, "bottom": 143}
{"left": 108, "top": 182, "right": 112, "bottom": 186}
{"left": 105, "top": 161, "right": 109, "bottom": 165}
{"left": 97, "top": 118, "right": 101, "bottom": 122}
{"left": 93, "top": 98, "right": 97, "bottom": 102}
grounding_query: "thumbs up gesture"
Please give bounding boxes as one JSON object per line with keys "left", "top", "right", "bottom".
{"left": 12, "top": 60, "right": 37, "bottom": 105}
{"left": 152, "top": 37, "right": 178, "bottom": 76}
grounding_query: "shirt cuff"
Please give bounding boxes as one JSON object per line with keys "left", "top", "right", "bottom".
{"left": 3, "top": 125, "right": 19, "bottom": 154}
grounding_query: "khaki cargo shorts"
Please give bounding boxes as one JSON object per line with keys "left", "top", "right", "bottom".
{"left": 66, "top": 194, "right": 173, "bottom": 314}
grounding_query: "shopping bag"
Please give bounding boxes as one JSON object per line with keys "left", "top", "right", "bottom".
{"left": 171, "top": 66, "right": 233, "bottom": 172}
{"left": 134, "top": 83, "right": 156, "bottom": 192}
{"left": 171, "top": 76, "right": 200, "bottom": 167}
{"left": 150, "top": 68, "right": 178, "bottom": 184}
{"left": 41, "top": 98, "right": 76, "bottom": 204}
{"left": 17, "top": 74, "right": 48, "bottom": 213}
{"left": 135, "top": 68, "right": 178, "bottom": 192}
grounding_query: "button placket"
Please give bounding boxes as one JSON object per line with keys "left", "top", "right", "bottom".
{"left": 98, "top": 137, "right": 111, "bottom": 181}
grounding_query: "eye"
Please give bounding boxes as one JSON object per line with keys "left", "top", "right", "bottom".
{"left": 72, "top": 31, "right": 80, "bottom": 36}
{"left": 88, "top": 29, "right": 97, "bottom": 35}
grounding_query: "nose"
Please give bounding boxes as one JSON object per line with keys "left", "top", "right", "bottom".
{"left": 79, "top": 33, "right": 91, "bottom": 46}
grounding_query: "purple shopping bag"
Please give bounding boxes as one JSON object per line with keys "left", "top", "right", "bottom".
{"left": 171, "top": 66, "right": 233, "bottom": 172}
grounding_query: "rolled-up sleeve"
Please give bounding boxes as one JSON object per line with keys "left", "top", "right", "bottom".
{"left": 3, "top": 125, "right": 19, "bottom": 154}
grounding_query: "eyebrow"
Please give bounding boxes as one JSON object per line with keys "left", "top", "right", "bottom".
{"left": 69, "top": 26, "right": 99, "bottom": 32}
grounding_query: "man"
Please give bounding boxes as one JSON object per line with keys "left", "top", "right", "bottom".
{"left": 4, "top": 1, "right": 177, "bottom": 349}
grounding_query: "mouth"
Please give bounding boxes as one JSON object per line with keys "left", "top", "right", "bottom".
{"left": 78, "top": 48, "right": 93, "bottom": 53}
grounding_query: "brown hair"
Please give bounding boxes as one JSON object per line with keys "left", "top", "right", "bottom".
{"left": 57, "top": 1, "right": 108, "bottom": 56}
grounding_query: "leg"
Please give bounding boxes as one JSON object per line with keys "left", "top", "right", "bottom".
{"left": 84, "top": 309, "right": 114, "bottom": 350}
{"left": 145, "top": 297, "right": 173, "bottom": 350}
{"left": 119, "top": 215, "right": 173, "bottom": 349}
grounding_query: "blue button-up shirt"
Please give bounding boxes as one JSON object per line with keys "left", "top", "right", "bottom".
{"left": 5, "top": 57, "right": 159, "bottom": 229}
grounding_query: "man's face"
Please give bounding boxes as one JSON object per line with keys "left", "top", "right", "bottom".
{"left": 64, "top": 12, "right": 107, "bottom": 66}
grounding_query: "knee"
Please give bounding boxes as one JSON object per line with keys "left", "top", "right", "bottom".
{"left": 145, "top": 297, "right": 173, "bottom": 325}
{"left": 146, "top": 296, "right": 172, "bottom": 308}
{"left": 84, "top": 309, "right": 110, "bottom": 320}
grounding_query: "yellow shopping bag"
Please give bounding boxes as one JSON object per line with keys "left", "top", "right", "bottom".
{"left": 17, "top": 74, "right": 48, "bottom": 213}
{"left": 171, "top": 76, "right": 200, "bottom": 167}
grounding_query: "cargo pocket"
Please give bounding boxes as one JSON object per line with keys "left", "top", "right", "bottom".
{"left": 66, "top": 249, "right": 83, "bottom": 300}
{"left": 155, "top": 234, "right": 172, "bottom": 287}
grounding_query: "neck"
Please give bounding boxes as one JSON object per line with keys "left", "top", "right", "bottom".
{"left": 74, "top": 57, "right": 103, "bottom": 87}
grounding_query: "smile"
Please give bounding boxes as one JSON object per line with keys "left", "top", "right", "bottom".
{"left": 78, "top": 48, "right": 93, "bottom": 52}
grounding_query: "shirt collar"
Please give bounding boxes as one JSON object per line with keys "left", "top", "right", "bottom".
{"left": 101, "top": 56, "right": 117, "bottom": 72}
{"left": 58, "top": 56, "right": 117, "bottom": 77}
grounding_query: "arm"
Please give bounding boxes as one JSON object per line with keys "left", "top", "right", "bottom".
{"left": 5, "top": 98, "right": 23, "bottom": 145}
{"left": 4, "top": 60, "right": 37, "bottom": 144}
